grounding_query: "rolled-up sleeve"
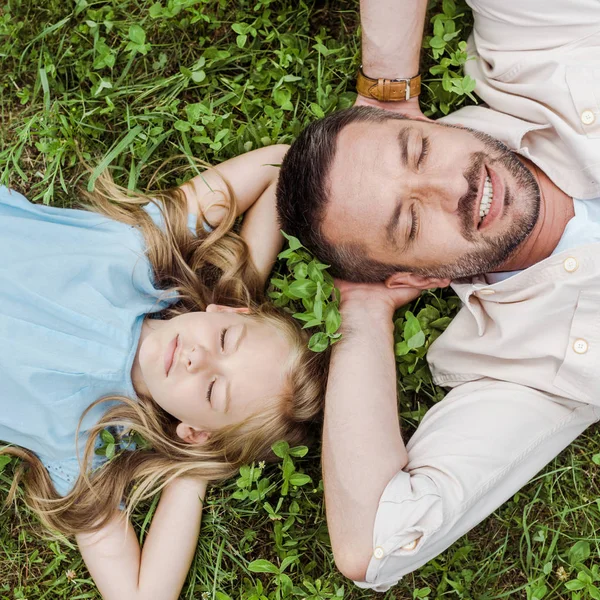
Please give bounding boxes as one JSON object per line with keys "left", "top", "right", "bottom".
{"left": 355, "top": 380, "right": 600, "bottom": 592}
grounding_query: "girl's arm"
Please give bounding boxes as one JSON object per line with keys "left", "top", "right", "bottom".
{"left": 179, "top": 145, "right": 288, "bottom": 284}
{"left": 76, "top": 477, "right": 207, "bottom": 600}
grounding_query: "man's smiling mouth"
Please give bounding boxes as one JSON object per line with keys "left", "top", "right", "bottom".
{"left": 478, "top": 174, "right": 493, "bottom": 224}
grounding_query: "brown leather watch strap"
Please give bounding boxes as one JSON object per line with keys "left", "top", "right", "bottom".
{"left": 356, "top": 69, "right": 421, "bottom": 102}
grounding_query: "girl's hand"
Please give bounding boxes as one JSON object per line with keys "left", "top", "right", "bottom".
{"left": 179, "top": 145, "right": 289, "bottom": 286}
{"left": 171, "top": 475, "right": 208, "bottom": 493}
{"left": 77, "top": 475, "right": 207, "bottom": 600}
{"left": 179, "top": 145, "right": 289, "bottom": 226}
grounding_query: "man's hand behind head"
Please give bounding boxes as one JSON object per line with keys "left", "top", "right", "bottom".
{"left": 354, "top": 94, "right": 431, "bottom": 122}
{"left": 335, "top": 278, "right": 422, "bottom": 319}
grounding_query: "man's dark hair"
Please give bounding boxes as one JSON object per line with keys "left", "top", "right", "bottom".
{"left": 276, "top": 106, "right": 410, "bottom": 282}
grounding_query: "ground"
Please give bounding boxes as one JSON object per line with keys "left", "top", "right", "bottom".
{"left": 1, "top": 1, "right": 599, "bottom": 599}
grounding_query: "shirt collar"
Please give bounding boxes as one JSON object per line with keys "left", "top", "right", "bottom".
{"left": 450, "top": 244, "right": 597, "bottom": 336}
{"left": 450, "top": 276, "right": 488, "bottom": 336}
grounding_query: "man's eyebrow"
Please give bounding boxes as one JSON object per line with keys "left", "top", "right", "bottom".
{"left": 385, "top": 196, "right": 403, "bottom": 249}
{"left": 397, "top": 126, "right": 413, "bottom": 168}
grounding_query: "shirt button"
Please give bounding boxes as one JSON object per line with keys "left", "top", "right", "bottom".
{"left": 401, "top": 539, "right": 419, "bottom": 551}
{"left": 581, "top": 110, "right": 596, "bottom": 126}
{"left": 573, "top": 339, "right": 589, "bottom": 354}
{"left": 563, "top": 257, "right": 579, "bottom": 272}
{"left": 479, "top": 289, "right": 496, "bottom": 295}
{"left": 373, "top": 546, "right": 385, "bottom": 559}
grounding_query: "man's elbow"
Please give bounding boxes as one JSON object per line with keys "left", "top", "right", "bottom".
{"left": 266, "top": 143, "right": 290, "bottom": 165}
{"left": 332, "top": 545, "right": 371, "bottom": 583}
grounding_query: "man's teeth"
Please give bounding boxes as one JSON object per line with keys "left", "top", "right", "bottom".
{"left": 479, "top": 175, "right": 493, "bottom": 223}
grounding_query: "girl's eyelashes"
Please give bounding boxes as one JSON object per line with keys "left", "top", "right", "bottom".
{"left": 206, "top": 329, "right": 227, "bottom": 403}
{"left": 206, "top": 378, "right": 216, "bottom": 403}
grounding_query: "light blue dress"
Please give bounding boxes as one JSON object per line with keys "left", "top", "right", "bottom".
{"left": 0, "top": 186, "right": 198, "bottom": 495}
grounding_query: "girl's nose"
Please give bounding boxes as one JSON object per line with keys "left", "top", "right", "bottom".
{"left": 186, "top": 345, "right": 211, "bottom": 372}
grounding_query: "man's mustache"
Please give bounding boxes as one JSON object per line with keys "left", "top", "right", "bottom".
{"left": 458, "top": 152, "right": 486, "bottom": 241}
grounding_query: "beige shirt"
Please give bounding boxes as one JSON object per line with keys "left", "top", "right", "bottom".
{"left": 358, "top": 0, "right": 600, "bottom": 592}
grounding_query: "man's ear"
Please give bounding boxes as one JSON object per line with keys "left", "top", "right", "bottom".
{"left": 206, "top": 304, "right": 251, "bottom": 314}
{"left": 385, "top": 271, "right": 451, "bottom": 290}
{"left": 175, "top": 423, "right": 211, "bottom": 445}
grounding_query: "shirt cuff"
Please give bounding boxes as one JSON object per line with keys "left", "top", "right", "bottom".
{"left": 353, "top": 471, "right": 443, "bottom": 591}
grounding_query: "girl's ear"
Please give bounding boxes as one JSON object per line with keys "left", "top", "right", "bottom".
{"left": 175, "top": 423, "right": 211, "bottom": 445}
{"left": 206, "top": 304, "right": 251, "bottom": 314}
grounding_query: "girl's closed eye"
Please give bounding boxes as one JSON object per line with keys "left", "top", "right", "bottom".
{"left": 206, "top": 378, "right": 216, "bottom": 403}
{"left": 206, "top": 329, "right": 229, "bottom": 403}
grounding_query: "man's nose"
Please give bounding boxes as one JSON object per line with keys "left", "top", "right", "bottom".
{"left": 424, "top": 173, "right": 468, "bottom": 213}
{"left": 186, "top": 345, "right": 212, "bottom": 372}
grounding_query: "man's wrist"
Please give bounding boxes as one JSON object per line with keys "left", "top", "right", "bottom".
{"left": 340, "top": 300, "right": 394, "bottom": 332}
{"left": 356, "top": 68, "right": 421, "bottom": 103}
{"left": 361, "top": 62, "right": 419, "bottom": 82}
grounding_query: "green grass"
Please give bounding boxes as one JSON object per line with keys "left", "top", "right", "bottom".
{"left": 1, "top": 0, "right": 599, "bottom": 598}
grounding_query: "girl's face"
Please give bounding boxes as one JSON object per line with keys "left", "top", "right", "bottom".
{"left": 132, "top": 306, "right": 292, "bottom": 444}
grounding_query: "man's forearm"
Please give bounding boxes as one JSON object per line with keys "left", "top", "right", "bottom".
{"left": 358, "top": 0, "right": 428, "bottom": 116}
{"left": 323, "top": 303, "right": 408, "bottom": 581}
{"left": 360, "top": 0, "right": 428, "bottom": 78}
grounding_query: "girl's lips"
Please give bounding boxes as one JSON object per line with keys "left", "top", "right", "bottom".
{"left": 164, "top": 334, "right": 179, "bottom": 377}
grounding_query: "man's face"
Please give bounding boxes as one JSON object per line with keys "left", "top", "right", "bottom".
{"left": 322, "top": 119, "right": 541, "bottom": 279}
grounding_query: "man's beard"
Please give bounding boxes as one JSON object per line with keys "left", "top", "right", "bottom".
{"left": 415, "top": 126, "right": 541, "bottom": 280}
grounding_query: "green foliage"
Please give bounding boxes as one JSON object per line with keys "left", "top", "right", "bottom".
{"left": 95, "top": 428, "right": 117, "bottom": 460}
{"left": 270, "top": 233, "right": 341, "bottom": 353}
{"left": 0, "top": 0, "right": 359, "bottom": 203}
{"left": 0, "top": 455, "right": 12, "bottom": 473}
{"left": 2, "top": 2, "right": 600, "bottom": 600}
{"left": 271, "top": 441, "right": 312, "bottom": 496}
{"left": 95, "top": 428, "right": 151, "bottom": 460}
{"left": 391, "top": 292, "right": 461, "bottom": 417}
{"left": 422, "top": 0, "right": 476, "bottom": 116}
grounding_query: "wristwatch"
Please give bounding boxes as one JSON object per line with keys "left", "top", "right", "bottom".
{"left": 356, "top": 68, "right": 421, "bottom": 102}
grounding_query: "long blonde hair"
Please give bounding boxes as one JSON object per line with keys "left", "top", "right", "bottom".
{"left": 2, "top": 167, "right": 328, "bottom": 535}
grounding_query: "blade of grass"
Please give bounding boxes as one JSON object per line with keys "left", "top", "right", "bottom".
{"left": 87, "top": 125, "right": 143, "bottom": 192}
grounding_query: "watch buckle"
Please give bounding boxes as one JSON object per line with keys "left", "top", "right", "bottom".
{"left": 392, "top": 77, "right": 412, "bottom": 102}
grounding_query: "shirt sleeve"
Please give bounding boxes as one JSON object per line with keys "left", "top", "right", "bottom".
{"left": 40, "top": 455, "right": 82, "bottom": 498}
{"left": 142, "top": 200, "right": 213, "bottom": 235}
{"left": 356, "top": 379, "right": 600, "bottom": 592}
{"left": 468, "top": 0, "right": 600, "bottom": 52}
{"left": 40, "top": 430, "right": 136, "bottom": 503}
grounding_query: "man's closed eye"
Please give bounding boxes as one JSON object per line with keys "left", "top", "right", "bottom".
{"left": 416, "top": 136, "right": 430, "bottom": 169}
